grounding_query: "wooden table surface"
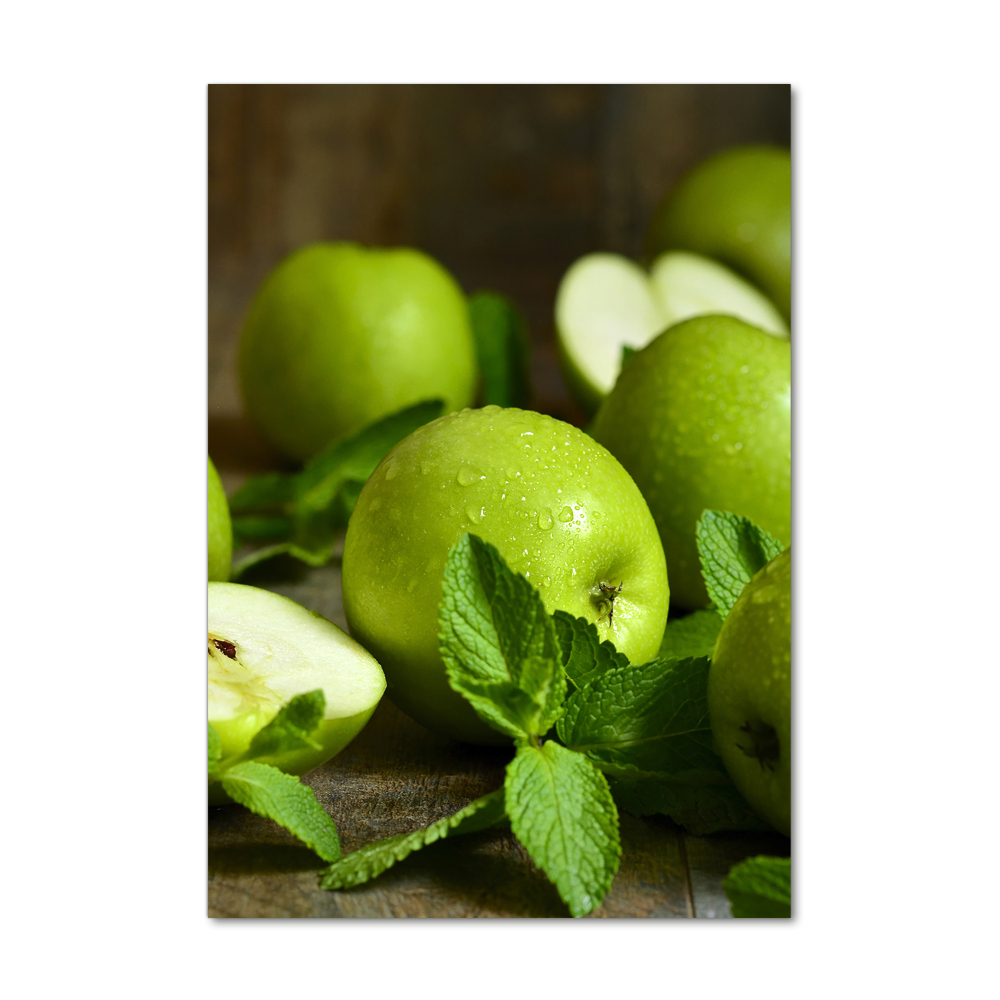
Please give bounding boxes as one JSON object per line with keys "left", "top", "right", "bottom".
{"left": 208, "top": 555, "right": 789, "bottom": 919}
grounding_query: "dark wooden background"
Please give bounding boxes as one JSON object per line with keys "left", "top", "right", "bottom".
{"left": 207, "top": 85, "right": 791, "bottom": 918}
{"left": 208, "top": 84, "right": 791, "bottom": 474}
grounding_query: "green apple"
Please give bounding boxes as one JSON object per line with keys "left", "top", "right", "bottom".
{"left": 208, "top": 456, "right": 232, "bottom": 582}
{"left": 708, "top": 547, "right": 790, "bottom": 835}
{"left": 590, "top": 314, "right": 790, "bottom": 610}
{"left": 208, "top": 582, "right": 386, "bottom": 805}
{"left": 341, "top": 405, "right": 669, "bottom": 744}
{"left": 555, "top": 251, "right": 787, "bottom": 414}
{"left": 239, "top": 242, "right": 478, "bottom": 461}
{"left": 645, "top": 145, "right": 791, "bottom": 320}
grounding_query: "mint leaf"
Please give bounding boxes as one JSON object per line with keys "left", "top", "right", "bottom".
{"left": 231, "top": 515, "right": 294, "bottom": 543}
{"left": 208, "top": 724, "right": 221, "bottom": 778}
{"left": 505, "top": 741, "right": 620, "bottom": 917}
{"left": 230, "top": 400, "right": 444, "bottom": 576}
{"left": 468, "top": 291, "right": 531, "bottom": 408}
{"left": 319, "top": 790, "right": 506, "bottom": 890}
{"left": 228, "top": 471, "right": 298, "bottom": 515}
{"left": 723, "top": 855, "right": 791, "bottom": 917}
{"left": 696, "top": 510, "right": 785, "bottom": 617}
{"left": 439, "top": 534, "right": 566, "bottom": 739}
{"left": 658, "top": 608, "right": 722, "bottom": 661}
{"left": 295, "top": 399, "right": 445, "bottom": 514}
{"left": 557, "top": 656, "right": 724, "bottom": 778}
{"left": 608, "top": 773, "right": 770, "bottom": 835}
{"left": 620, "top": 344, "right": 636, "bottom": 370}
{"left": 552, "top": 610, "right": 629, "bottom": 690}
{"left": 220, "top": 761, "right": 341, "bottom": 863}
{"left": 247, "top": 690, "right": 325, "bottom": 758}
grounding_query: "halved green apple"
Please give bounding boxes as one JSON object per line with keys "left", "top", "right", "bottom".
{"left": 555, "top": 250, "right": 788, "bottom": 414}
{"left": 208, "top": 582, "right": 386, "bottom": 805}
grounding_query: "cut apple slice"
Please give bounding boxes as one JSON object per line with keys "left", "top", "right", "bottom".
{"left": 208, "top": 582, "right": 385, "bottom": 805}
{"left": 555, "top": 251, "right": 788, "bottom": 414}
{"left": 555, "top": 253, "right": 668, "bottom": 415}
{"left": 650, "top": 251, "right": 788, "bottom": 340}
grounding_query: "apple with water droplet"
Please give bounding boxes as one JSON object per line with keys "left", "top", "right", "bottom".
{"left": 341, "top": 406, "right": 669, "bottom": 743}
{"left": 708, "top": 547, "right": 791, "bottom": 835}
{"left": 556, "top": 250, "right": 787, "bottom": 414}
{"left": 590, "top": 314, "right": 790, "bottom": 609}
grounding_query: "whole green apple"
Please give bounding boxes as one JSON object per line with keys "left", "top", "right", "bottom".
{"left": 341, "top": 405, "right": 669, "bottom": 744}
{"left": 208, "top": 456, "right": 232, "bottom": 582}
{"left": 708, "top": 547, "right": 790, "bottom": 835}
{"left": 645, "top": 145, "right": 791, "bottom": 320}
{"left": 239, "top": 242, "right": 478, "bottom": 461}
{"left": 555, "top": 250, "right": 788, "bottom": 414}
{"left": 590, "top": 314, "right": 790, "bottom": 609}
{"left": 209, "top": 582, "right": 386, "bottom": 805}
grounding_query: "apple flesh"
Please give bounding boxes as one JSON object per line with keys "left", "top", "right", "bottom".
{"left": 341, "top": 405, "right": 669, "bottom": 744}
{"left": 208, "top": 456, "right": 232, "bottom": 582}
{"left": 209, "top": 582, "right": 386, "bottom": 805}
{"left": 645, "top": 144, "right": 792, "bottom": 320}
{"left": 555, "top": 251, "right": 787, "bottom": 414}
{"left": 239, "top": 242, "right": 478, "bottom": 462}
{"left": 590, "top": 314, "right": 790, "bottom": 610}
{"left": 708, "top": 547, "right": 791, "bottom": 835}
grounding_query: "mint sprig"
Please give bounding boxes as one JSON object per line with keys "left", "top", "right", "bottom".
{"left": 221, "top": 762, "right": 341, "bottom": 863}
{"left": 209, "top": 695, "right": 341, "bottom": 864}
{"left": 722, "top": 855, "right": 791, "bottom": 917}
{"left": 439, "top": 534, "right": 565, "bottom": 740}
{"left": 557, "top": 656, "right": 725, "bottom": 779}
{"left": 505, "top": 741, "right": 620, "bottom": 918}
{"left": 696, "top": 509, "right": 785, "bottom": 617}
{"left": 468, "top": 291, "right": 531, "bottom": 408}
{"left": 247, "top": 689, "right": 325, "bottom": 758}
{"left": 230, "top": 399, "right": 445, "bottom": 576}
{"left": 552, "top": 610, "right": 629, "bottom": 690}
{"left": 320, "top": 790, "right": 506, "bottom": 890}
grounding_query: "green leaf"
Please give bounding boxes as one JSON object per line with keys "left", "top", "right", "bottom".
{"left": 468, "top": 291, "right": 531, "bottom": 408}
{"left": 608, "top": 773, "right": 770, "bottom": 836}
{"left": 208, "top": 724, "right": 221, "bottom": 778}
{"left": 439, "top": 534, "right": 566, "bottom": 739}
{"left": 552, "top": 610, "right": 630, "bottom": 690}
{"left": 231, "top": 515, "right": 294, "bottom": 543}
{"left": 505, "top": 741, "right": 620, "bottom": 918}
{"left": 620, "top": 344, "right": 636, "bottom": 370}
{"left": 295, "top": 399, "right": 445, "bottom": 514}
{"left": 228, "top": 471, "right": 298, "bottom": 515}
{"left": 658, "top": 608, "right": 723, "bottom": 661}
{"left": 247, "top": 690, "right": 325, "bottom": 758}
{"left": 557, "top": 656, "right": 724, "bottom": 778}
{"left": 319, "top": 790, "right": 506, "bottom": 890}
{"left": 221, "top": 761, "right": 341, "bottom": 863}
{"left": 723, "top": 855, "right": 791, "bottom": 917}
{"left": 695, "top": 510, "right": 785, "bottom": 617}
{"left": 230, "top": 400, "right": 445, "bottom": 575}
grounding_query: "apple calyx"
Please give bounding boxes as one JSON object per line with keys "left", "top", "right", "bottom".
{"left": 736, "top": 720, "right": 780, "bottom": 771}
{"left": 595, "top": 580, "right": 624, "bottom": 627}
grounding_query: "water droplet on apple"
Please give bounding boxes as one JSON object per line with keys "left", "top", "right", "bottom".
{"left": 538, "top": 510, "right": 554, "bottom": 529}
{"left": 407, "top": 577, "right": 419, "bottom": 593}
{"left": 558, "top": 506, "right": 574, "bottom": 523}
{"left": 465, "top": 503, "right": 485, "bottom": 524}
{"left": 457, "top": 465, "right": 485, "bottom": 486}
